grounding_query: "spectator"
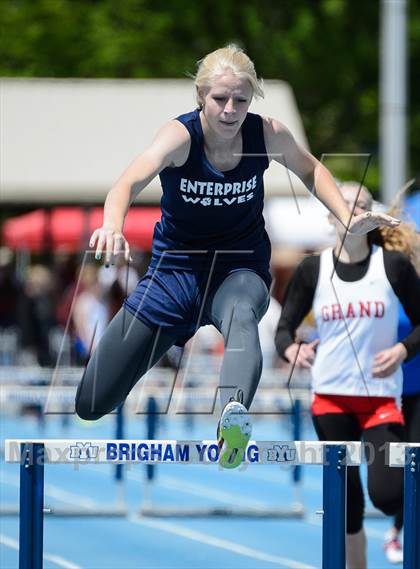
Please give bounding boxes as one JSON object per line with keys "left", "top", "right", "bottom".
{"left": 17, "top": 264, "right": 56, "bottom": 367}
{"left": 72, "top": 264, "right": 108, "bottom": 360}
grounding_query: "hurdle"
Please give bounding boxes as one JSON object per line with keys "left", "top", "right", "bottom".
{"left": 4, "top": 440, "right": 419, "bottom": 569}
{"left": 139, "top": 396, "right": 306, "bottom": 518}
{"left": 388, "top": 442, "right": 420, "bottom": 568}
{"left": 0, "top": 404, "right": 128, "bottom": 518}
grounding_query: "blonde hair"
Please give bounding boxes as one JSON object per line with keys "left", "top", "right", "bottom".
{"left": 340, "top": 180, "right": 420, "bottom": 273}
{"left": 372, "top": 180, "right": 420, "bottom": 274}
{"left": 193, "top": 44, "right": 264, "bottom": 108}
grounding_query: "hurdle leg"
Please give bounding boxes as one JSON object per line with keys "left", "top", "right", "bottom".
{"left": 115, "top": 405, "right": 125, "bottom": 505}
{"left": 322, "top": 444, "right": 346, "bottom": 569}
{"left": 403, "top": 447, "right": 420, "bottom": 568}
{"left": 19, "top": 443, "right": 45, "bottom": 569}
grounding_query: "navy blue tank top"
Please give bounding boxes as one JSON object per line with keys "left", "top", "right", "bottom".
{"left": 150, "top": 109, "right": 271, "bottom": 274}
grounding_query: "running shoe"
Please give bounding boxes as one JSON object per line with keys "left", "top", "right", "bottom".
{"left": 384, "top": 531, "right": 403, "bottom": 564}
{"left": 217, "top": 390, "right": 252, "bottom": 469}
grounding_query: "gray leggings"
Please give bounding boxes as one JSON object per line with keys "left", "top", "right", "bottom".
{"left": 75, "top": 270, "right": 269, "bottom": 420}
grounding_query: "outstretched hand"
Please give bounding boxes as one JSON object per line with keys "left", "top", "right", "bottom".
{"left": 348, "top": 211, "right": 400, "bottom": 236}
{"left": 89, "top": 225, "right": 132, "bottom": 266}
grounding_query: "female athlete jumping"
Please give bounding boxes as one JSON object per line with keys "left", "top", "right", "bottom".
{"left": 75, "top": 46, "right": 399, "bottom": 469}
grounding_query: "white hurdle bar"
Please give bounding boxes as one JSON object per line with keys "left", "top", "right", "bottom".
{"left": 4, "top": 440, "right": 419, "bottom": 569}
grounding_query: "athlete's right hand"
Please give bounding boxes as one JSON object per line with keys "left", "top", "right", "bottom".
{"left": 89, "top": 225, "right": 132, "bottom": 266}
{"left": 284, "top": 339, "right": 320, "bottom": 369}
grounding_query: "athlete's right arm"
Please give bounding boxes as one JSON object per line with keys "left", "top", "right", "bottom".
{"left": 274, "top": 256, "right": 319, "bottom": 368}
{"left": 90, "top": 120, "right": 190, "bottom": 265}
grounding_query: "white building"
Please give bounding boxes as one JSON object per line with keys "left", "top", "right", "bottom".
{"left": 1, "top": 77, "right": 310, "bottom": 204}
{"left": 1, "top": 78, "right": 333, "bottom": 249}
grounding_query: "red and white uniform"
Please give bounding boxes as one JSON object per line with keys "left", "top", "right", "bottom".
{"left": 311, "top": 245, "right": 402, "bottom": 398}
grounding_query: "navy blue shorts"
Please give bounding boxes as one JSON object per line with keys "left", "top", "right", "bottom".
{"left": 124, "top": 266, "right": 271, "bottom": 346}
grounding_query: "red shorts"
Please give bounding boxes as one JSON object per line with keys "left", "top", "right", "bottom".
{"left": 311, "top": 393, "right": 404, "bottom": 430}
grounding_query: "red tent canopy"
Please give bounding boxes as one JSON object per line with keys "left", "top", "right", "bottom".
{"left": 2, "top": 207, "right": 161, "bottom": 252}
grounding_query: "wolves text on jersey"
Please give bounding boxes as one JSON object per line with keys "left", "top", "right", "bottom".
{"left": 179, "top": 175, "right": 257, "bottom": 206}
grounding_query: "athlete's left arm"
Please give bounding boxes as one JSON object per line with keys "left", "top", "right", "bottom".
{"left": 262, "top": 117, "right": 400, "bottom": 235}
{"left": 386, "top": 251, "right": 420, "bottom": 361}
{"left": 372, "top": 252, "right": 420, "bottom": 377}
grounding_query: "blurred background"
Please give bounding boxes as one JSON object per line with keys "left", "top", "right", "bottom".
{"left": 0, "top": 2, "right": 419, "bottom": 568}
{"left": 0, "top": 0, "right": 418, "bottom": 369}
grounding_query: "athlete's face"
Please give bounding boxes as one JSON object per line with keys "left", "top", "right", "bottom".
{"left": 340, "top": 186, "right": 372, "bottom": 216}
{"left": 329, "top": 185, "right": 373, "bottom": 238}
{"left": 199, "top": 71, "right": 253, "bottom": 139}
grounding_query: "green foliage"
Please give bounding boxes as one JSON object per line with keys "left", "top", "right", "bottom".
{"left": 1, "top": 0, "right": 418, "bottom": 196}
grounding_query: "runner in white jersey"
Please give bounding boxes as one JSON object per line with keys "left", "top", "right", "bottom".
{"left": 275, "top": 182, "right": 420, "bottom": 568}
{"left": 311, "top": 243, "right": 402, "bottom": 398}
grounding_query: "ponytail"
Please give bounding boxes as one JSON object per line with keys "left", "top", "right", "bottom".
{"left": 370, "top": 180, "right": 420, "bottom": 273}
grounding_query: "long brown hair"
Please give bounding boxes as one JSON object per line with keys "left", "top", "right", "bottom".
{"left": 369, "top": 179, "right": 420, "bottom": 273}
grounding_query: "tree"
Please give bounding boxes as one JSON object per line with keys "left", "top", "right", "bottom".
{"left": 1, "top": 0, "right": 418, "bottom": 195}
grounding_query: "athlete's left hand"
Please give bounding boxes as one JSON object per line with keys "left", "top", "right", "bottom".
{"left": 348, "top": 211, "right": 400, "bottom": 235}
{"left": 372, "top": 343, "right": 408, "bottom": 378}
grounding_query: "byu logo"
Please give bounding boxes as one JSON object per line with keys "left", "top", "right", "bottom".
{"left": 266, "top": 444, "right": 296, "bottom": 462}
{"left": 69, "top": 442, "right": 99, "bottom": 460}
